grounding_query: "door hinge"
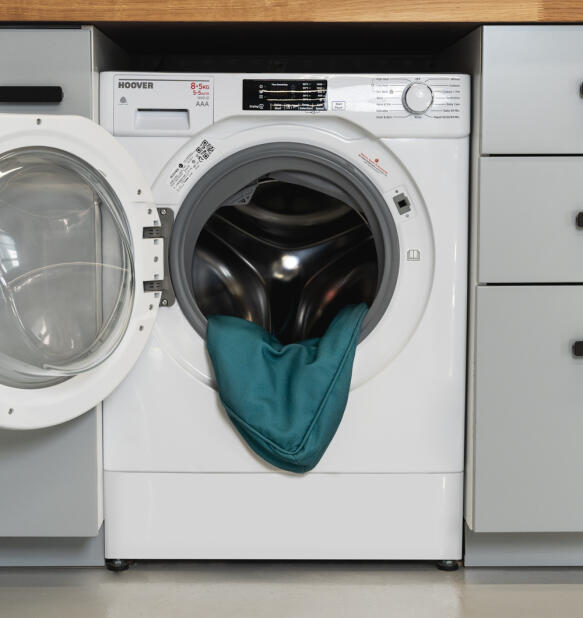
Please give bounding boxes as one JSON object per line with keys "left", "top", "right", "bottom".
{"left": 143, "top": 207, "right": 175, "bottom": 307}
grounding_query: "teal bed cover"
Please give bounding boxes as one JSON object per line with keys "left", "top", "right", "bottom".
{"left": 206, "top": 303, "right": 368, "bottom": 473}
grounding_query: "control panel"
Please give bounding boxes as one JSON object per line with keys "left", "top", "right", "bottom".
{"left": 240, "top": 75, "right": 466, "bottom": 126}
{"left": 101, "top": 73, "right": 470, "bottom": 141}
{"left": 240, "top": 78, "right": 458, "bottom": 117}
{"left": 243, "top": 80, "right": 327, "bottom": 111}
{"left": 325, "top": 76, "right": 464, "bottom": 120}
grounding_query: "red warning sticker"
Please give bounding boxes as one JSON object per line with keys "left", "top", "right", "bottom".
{"left": 358, "top": 153, "right": 389, "bottom": 176}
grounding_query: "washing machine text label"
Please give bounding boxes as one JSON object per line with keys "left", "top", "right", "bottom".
{"left": 169, "top": 139, "right": 215, "bottom": 192}
{"left": 118, "top": 81, "right": 154, "bottom": 89}
{"left": 358, "top": 152, "right": 388, "bottom": 176}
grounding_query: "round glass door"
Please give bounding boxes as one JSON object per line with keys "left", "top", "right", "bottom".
{"left": 0, "top": 147, "right": 134, "bottom": 389}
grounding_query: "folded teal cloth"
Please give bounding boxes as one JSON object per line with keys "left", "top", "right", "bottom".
{"left": 206, "top": 304, "right": 368, "bottom": 473}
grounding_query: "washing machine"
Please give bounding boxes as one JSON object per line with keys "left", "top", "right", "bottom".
{"left": 0, "top": 72, "right": 469, "bottom": 563}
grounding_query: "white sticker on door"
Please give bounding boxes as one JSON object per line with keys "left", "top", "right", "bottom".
{"left": 169, "top": 139, "right": 215, "bottom": 192}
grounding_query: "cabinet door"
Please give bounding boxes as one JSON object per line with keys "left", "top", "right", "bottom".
{"left": 478, "top": 157, "right": 583, "bottom": 283}
{"left": 473, "top": 286, "right": 583, "bottom": 532}
{"left": 0, "top": 29, "right": 92, "bottom": 118}
{"left": 482, "top": 26, "right": 583, "bottom": 154}
{"left": 0, "top": 409, "right": 102, "bottom": 537}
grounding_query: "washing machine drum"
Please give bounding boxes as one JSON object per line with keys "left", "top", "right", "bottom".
{"left": 170, "top": 143, "right": 400, "bottom": 344}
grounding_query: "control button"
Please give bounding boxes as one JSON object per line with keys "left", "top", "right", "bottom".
{"left": 402, "top": 83, "right": 433, "bottom": 115}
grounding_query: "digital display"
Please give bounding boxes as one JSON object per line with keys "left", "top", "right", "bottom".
{"left": 243, "top": 80, "right": 327, "bottom": 111}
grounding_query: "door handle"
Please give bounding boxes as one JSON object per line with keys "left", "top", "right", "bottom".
{"left": 572, "top": 341, "right": 583, "bottom": 357}
{"left": 576, "top": 212, "right": 583, "bottom": 228}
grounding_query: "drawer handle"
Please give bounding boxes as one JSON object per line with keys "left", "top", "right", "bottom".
{"left": 577, "top": 212, "right": 583, "bottom": 228}
{"left": 572, "top": 341, "right": 583, "bottom": 357}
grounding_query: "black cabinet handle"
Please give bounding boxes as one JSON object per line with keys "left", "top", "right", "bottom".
{"left": 576, "top": 212, "right": 583, "bottom": 228}
{"left": 0, "top": 86, "right": 63, "bottom": 104}
{"left": 572, "top": 341, "right": 583, "bottom": 357}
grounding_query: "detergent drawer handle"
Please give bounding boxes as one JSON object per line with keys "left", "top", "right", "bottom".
{"left": 0, "top": 86, "right": 63, "bottom": 104}
{"left": 572, "top": 341, "right": 583, "bottom": 357}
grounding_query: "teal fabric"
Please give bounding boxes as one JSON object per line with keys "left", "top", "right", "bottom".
{"left": 206, "top": 304, "right": 368, "bottom": 473}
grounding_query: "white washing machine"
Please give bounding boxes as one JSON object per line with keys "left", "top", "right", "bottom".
{"left": 0, "top": 72, "right": 469, "bottom": 563}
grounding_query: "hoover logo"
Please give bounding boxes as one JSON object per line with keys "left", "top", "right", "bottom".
{"left": 118, "top": 81, "right": 154, "bottom": 89}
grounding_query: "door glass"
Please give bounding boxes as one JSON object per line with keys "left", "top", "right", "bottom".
{"left": 0, "top": 148, "right": 134, "bottom": 389}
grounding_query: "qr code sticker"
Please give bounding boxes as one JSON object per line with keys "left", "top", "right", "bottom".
{"left": 195, "top": 139, "right": 215, "bottom": 162}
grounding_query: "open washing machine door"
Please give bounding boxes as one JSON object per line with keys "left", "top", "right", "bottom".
{"left": 0, "top": 114, "right": 162, "bottom": 430}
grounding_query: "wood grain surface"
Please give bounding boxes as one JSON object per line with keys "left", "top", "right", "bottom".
{"left": 0, "top": 0, "right": 581, "bottom": 23}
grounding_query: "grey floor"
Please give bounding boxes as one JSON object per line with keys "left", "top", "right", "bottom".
{"left": 1, "top": 563, "right": 583, "bottom": 618}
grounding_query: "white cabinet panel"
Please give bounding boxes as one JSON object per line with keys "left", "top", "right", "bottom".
{"left": 472, "top": 286, "right": 583, "bottom": 532}
{"left": 478, "top": 157, "right": 583, "bottom": 283}
{"left": 0, "top": 29, "right": 92, "bottom": 118}
{"left": 0, "top": 410, "right": 103, "bottom": 537}
{"left": 482, "top": 26, "right": 583, "bottom": 154}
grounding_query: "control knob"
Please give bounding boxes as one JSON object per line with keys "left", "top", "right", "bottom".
{"left": 402, "top": 83, "right": 433, "bottom": 115}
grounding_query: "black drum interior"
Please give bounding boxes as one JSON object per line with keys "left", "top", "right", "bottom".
{"left": 192, "top": 177, "right": 378, "bottom": 344}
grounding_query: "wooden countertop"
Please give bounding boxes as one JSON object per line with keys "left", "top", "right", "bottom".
{"left": 0, "top": 0, "right": 582, "bottom": 23}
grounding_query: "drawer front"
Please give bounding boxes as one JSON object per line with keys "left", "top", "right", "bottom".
{"left": 0, "top": 409, "right": 102, "bottom": 537}
{"left": 473, "top": 286, "right": 583, "bottom": 532}
{"left": 0, "top": 29, "right": 92, "bottom": 118}
{"left": 478, "top": 157, "right": 583, "bottom": 283}
{"left": 482, "top": 26, "right": 583, "bottom": 154}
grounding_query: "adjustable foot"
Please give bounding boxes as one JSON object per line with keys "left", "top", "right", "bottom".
{"left": 436, "top": 560, "right": 459, "bottom": 571}
{"left": 106, "top": 559, "right": 131, "bottom": 572}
